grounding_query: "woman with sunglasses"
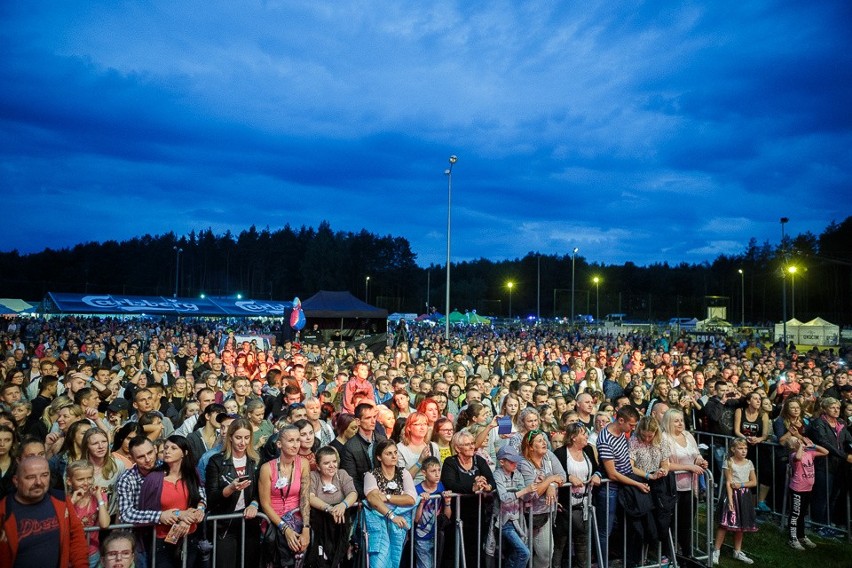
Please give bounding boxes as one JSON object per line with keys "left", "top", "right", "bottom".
{"left": 519, "top": 429, "right": 567, "bottom": 568}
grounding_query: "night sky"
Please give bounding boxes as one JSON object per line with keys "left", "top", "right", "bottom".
{"left": 2, "top": 1, "right": 850, "bottom": 267}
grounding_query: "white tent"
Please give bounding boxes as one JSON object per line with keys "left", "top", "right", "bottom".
{"left": 774, "top": 318, "right": 804, "bottom": 343}
{"left": 799, "top": 317, "right": 840, "bottom": 346}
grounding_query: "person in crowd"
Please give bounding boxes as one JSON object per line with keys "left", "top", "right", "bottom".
{"left": 111, "top": 422, "right": 144, "bottom": 469}
{"left": 518, "top": 427, "right": 567, "bottom": 567}
{"left": 362, "top": 438, "right": 418, "bottom": 568}
{"left": 413, "top": 456, "right": 451, "bottom": 568}
{"left": 397, "top": 411, "right": 440, "bottom": 484}
{"left": 0, "top": 424, "right": 15, "bottom": 498}
{"left": 244, "top": 398, "right": 274, "bottom": 450}
{"left": 99, "top": 530, "right": 136, "bottom": 568}
{"left": 784, "top": 436, "right": 828, "bottom": 550}
{"left": 805, "top": 396, "right": 852, "bottom": 536}
{"left": 431, "top": 416, "right": 455, "bottom": 463}
{"left": 712, "top": 438, "right": 757, "bottom": 565}
{"left": 493, "top": 445, "right": 534, "bottom": 568}
{"left": 773, "top": 396, "right": 811, "bottom": 446}
{"left": 304, "top": 397, "right": 335, "bottom": 447}
{"left": 186, "top": 403, "right": 226, "bottom": 465}
{"left": 138, "top": 435, "right": 206, "bottom": 568}
{"left": 0, "top": 455, "right": 88, "bottom": 568}
{"left": 306, "top": 446, "right": 357, "bottom": 568}
{"left": 65, "top": 460, "right": 111, "bottom": 568}
{"left": 45, "top": 402, "right": 85, "bottom": 458}
{"left": 553, "top": 422, "right": 600, "bottom": 568}
{"left": 83, "top": 427, "right": 125, "bottom": 516}
{"left": 293, "top": 418, "right": 318, "bottom": 471}
{"left": 328, "top": 412, "right": 358, "bottom": 457}
{"left": 660, "top": 408, "right": 708, "bottom": 557}
{"left": 258, "top": 423, "right": 311, "bottom": 568}
{"left": 440, "top": 430, "right": 495, "bottom": 568}
{"left": 340, "top": 402, "right": 386, "bottom": 499}
{"left": 205, "top": 417, "right": 260, "bottom": 568}
{"left": 509, "top": 407, "right": 542, "bottom": 450}
{"left": 630, "top": 416, "right": 675, "bottom": 565}
{"left": 733, "top": 391, "right": 773, "bottom": 512}
{"left": 49, "top": 419, "right": 92, "bottom": 489}
{"left": 595, "top": 404, "right": 646, "bottom": 568}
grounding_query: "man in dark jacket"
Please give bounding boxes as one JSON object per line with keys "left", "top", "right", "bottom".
{"left": 340, "top": 403, "right": 386, "bottom": 499}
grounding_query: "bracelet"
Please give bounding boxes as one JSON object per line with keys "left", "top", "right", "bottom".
{"left": 197, "top": 504, "right": 206, "bottom": 512}
{"left": 174, "top": 510, "right": 180, "bottom": 517}
{"left": 645, "top": 472, "right": 650, "bottom": 480}
{"left": 278, "top": 521, "right": 286, "bottom": 532}
{"left": 98, "top": 501, "right": 106, "bottom": 507}
{"left": 249, "top": 501, "right": 259, "bottom": 508}
{"left": 415, "top": 461, "right": 422, "bottom": 469}
{"left": 341, "top": 498, "right": 349, "bottom": 508}
{"left": 325, "top": 504, "right": 331, "bottom": 513}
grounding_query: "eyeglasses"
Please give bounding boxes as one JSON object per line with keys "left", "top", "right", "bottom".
{"left": 105, "top": 550, "right": 134, "bottom": 560}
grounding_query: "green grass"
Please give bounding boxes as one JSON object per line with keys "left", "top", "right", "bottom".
{"left": 714, "top": 521, "right": 850, "bottom": 568}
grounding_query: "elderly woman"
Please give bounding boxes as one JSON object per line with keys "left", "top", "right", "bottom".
{"left": 519, "top": 428, "right": 567, "bottom": 568}
{"left": 629, "top": 416, "right": 674, "bottom": 566}
{"left": 661, "top": 409, "right": 708, "bottom": 558}
{"left": 805, "top": 397, "right": 852, "bottom": 534}
{"left": 441, "top": 430, "right": 496, "bottom": 568}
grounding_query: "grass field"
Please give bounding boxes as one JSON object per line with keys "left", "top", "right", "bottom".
{"left": 713, "top": 520, "right": 851, "bottom": 568}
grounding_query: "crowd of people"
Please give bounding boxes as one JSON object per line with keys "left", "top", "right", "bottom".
{"left": 0, "top": 315, "right": 851, "bottom": 568}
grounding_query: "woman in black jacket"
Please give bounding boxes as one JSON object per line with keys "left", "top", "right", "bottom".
{"left": 553, "top": 423, "right": 601, "bottom": 568}
{"left": 440, "top": 430, "right": 496, "bottom": 568}
{"left": 805, "top": 397, "right": 852, "bottom": 530}
{"left": 205, "top": 418, "right": 260, "bottom": 568}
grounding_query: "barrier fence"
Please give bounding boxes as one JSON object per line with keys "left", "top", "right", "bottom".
{"left": 694, "top": 430, "right": 852, "bottom": 542}
{"left": 85, "top": 470, "right": 717, "bottom": 568}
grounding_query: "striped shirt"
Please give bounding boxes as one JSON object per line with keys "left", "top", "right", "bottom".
{"left": 596, "top": 424, "right": 631, "bottom": 478}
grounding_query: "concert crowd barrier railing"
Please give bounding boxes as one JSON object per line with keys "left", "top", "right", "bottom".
{"left": 694, "top": 430, "right": 851, "bottom": 543}
{"left": 86, "top": 471, "right": 717, "bottom": 568}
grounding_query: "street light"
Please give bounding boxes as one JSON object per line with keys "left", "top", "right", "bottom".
{"left": 365, "top": 276, "right": 370, "bottom": 303}
{"left": 593, "top": 276, "right": 601, "bottom": 322}
{"left": 788, "top": 266, "right": 798, "bottom": 319}
{"left": 738, "top": 269, "right": 745, "bottom": 326}
{"left": 507, "top": 281, "right": 514, "bottom": 318}
{"left": 172, "top": 246, "right": 183, "bottom": 298}
{"left": 571, "top": 247, "right": 578, "bottom": 322}
{"left": 780, "top": 217, "right": 789, "bottom": 344}
{"left": 445, "top": 155, "right": 458, "bottom": 340}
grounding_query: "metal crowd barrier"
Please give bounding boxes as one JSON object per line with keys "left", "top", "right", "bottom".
{"left": 87, "top": 470, "right": 719, "bottom": 568}
{"left": 694, "top": 430, "right": 851, "bottom": 542}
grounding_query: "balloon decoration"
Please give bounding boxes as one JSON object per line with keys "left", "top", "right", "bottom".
{"left": 290, "top": 297, "right": 306, "bottom": 331}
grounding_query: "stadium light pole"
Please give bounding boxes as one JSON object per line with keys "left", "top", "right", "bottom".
{"left": 738, "top": 269, "right": 745, "bottom": 326}
{"left": 445, "top": 155, "right": 457, "bottom": 341}
{"left": 173, "top": 246, "right": 183, "bottom": 298}
{"left": 788, "top": 266, "right": 798, "bottom": 319}
{"left": 365, "top": 276, "right": 370, "bottom": 303}
{"left": 507, "top": 281, "right": 514, "bottom": 318}
{"left": 571, "top": 247, "right": 578, "bottom": 322}
{"left": 780, "top": 217, "right": 789, "bottom": 344}
{"left": 593, "top": 276, "right": 600, "bottom": 322}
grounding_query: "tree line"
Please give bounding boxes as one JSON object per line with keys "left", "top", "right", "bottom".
{"left": 1, "top": 217, "right": 849, "bottom": 324}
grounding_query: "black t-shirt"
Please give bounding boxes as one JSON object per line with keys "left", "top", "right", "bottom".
{"left": 8, "top": 495, "right": 61, "bottom": 568}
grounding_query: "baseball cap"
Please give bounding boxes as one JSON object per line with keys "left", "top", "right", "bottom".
{"left": 496, "top": 446, "right": 523, "bottom": 463}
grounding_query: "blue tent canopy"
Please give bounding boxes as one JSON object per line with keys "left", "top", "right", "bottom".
{"left": 43, "top": 292, "right": 292, "bottom": 317}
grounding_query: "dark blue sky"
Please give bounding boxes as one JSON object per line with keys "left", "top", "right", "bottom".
{"left": 2, "top": 1, "right": 850, "bottom": 267}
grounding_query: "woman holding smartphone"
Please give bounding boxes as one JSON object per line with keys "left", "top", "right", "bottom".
{"left": 205, "top": 418, "right": 260, "bottom": 568}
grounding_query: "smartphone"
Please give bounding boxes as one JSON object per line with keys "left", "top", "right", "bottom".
{"left": 497, "top": 416, "right": 512, "bottom": 436}
{"left": 236, "top": 476, "right": 251, "bottom": 484}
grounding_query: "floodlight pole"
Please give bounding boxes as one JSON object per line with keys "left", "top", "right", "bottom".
{"left": 445, "top": 155, "right": 457, "bottom": 341}
{"left": 173, "top": 246, "right": 183, "bottom": 298}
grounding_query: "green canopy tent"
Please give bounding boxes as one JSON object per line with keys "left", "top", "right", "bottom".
{"left": 438, "top": 310, "right": 467, "bottom": 324}
{"left": 465, "top": 312, "right": 491, "bottom": 325}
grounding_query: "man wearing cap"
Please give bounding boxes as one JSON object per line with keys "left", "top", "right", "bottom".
{"left": 493, "top": 446, "right": 535, "bottom": 568}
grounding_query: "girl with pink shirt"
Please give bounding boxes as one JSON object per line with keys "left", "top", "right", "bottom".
{"left": 785, "top": 437, "right": 829, "bottom": 550}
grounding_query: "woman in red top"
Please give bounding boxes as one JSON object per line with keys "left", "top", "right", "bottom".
{"left": 139, "top": 435, "right": 206, "bottom": 568}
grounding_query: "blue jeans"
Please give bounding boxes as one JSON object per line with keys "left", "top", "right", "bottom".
{"left": 501, "top": 523, "right": 530, "bottom": 568}
{"left": 595, "top": 485, "right": 619, "bottom": 568}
